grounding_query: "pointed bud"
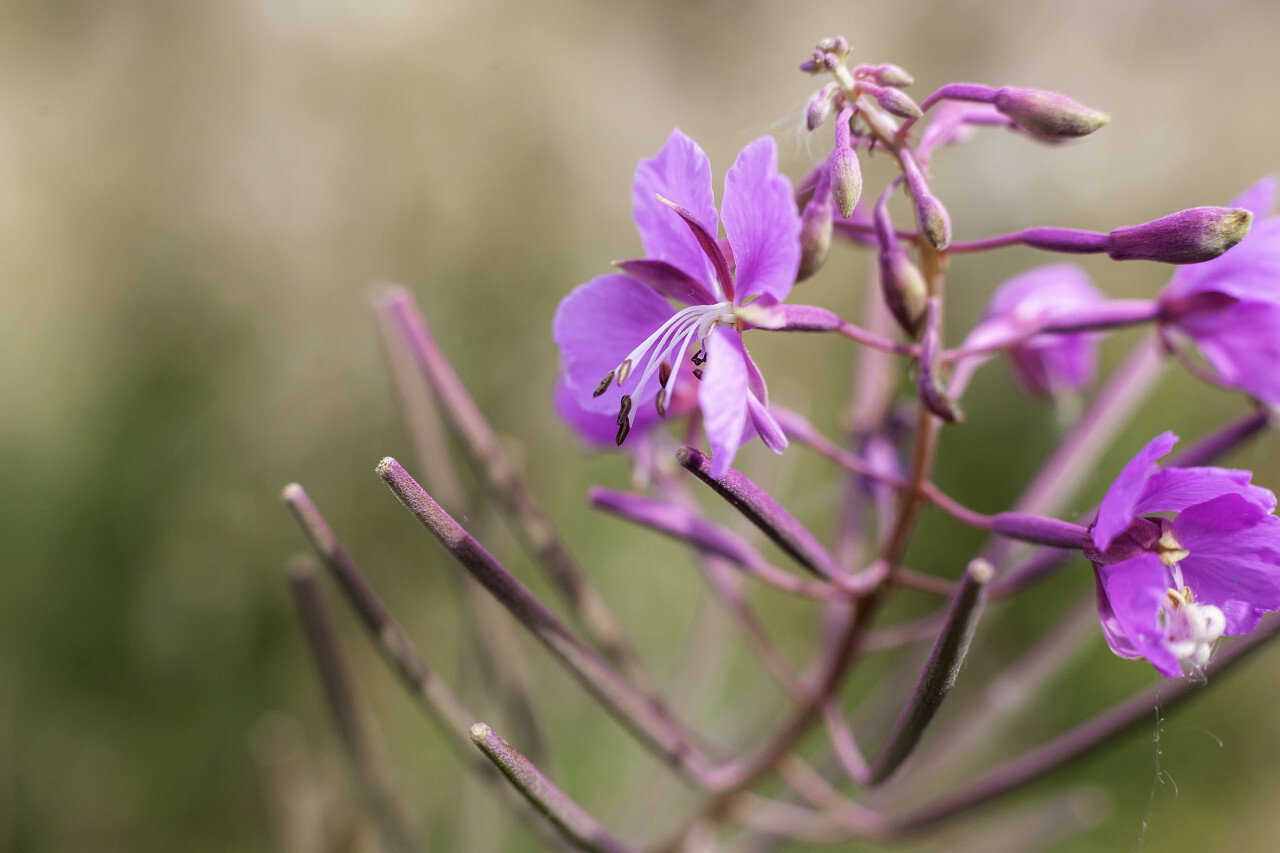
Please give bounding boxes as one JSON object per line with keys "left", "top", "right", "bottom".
{"left": 869, "top": 84, "right": 923, "bottom": 119}
{"left": 797, "top": 196, "right": 834, "bottom": 281}
{"left": 807, "top": 82, "right": 839, "bottom": 131}
{"left": 1107, "top": 207, "right": 1252, "bottom": 264}
{"left": 871, "top": 63, "right": 913, "bottom": 88}
{"left": 831, "top": 149, "right": 862, "bottom": 220}
{"left": 993, "top": 86, "right": 1109, "bottom": 140}
{"left": 899, "top": 149, "right": 951, "bottom": 250}
{"left": 879, "top": 247, "right": 929, "bottom": 337}
{"left": 831, "top": 107, "right": 862, "bottom": 218}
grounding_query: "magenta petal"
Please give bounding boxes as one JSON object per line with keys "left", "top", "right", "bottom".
{"left": 1175, "top": 299, "right": 1280, "bottom": 404}
{"left": 1176, "top": 494, "right": 1280, "bottom": 635}
{"left": 1230, "top": 175, "right": 1278, "bottom": 219}
{"left": 1093, "top": 432, "right": 1178, "bottom": 551}
{"left": 721, "top": 136, "right": 801, "bottom": 304}
{"left": 614, "top": 258, "right": 716, "bottom": 306}
{"left": 552, "top": 273, "right": 676, "bottom": 414}
{"left": 746, "top": 394, "right": 787, "bottom": 454}
{"left": 632, "top": 129, "right": 719, "bottom": 285}
{"left": 1136, "top": 465, "right": 1277, "bottom": 515}
{"left": 700, "top": 327, "right": 750, "bottom": 479}
{"left": 1095, "top": 553, "right": 1181, "bottom": 677}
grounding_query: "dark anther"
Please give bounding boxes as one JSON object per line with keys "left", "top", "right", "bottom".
{"left": 616, "top": 359, "right": 633, "bottom": 385}
{"left": 592, "top": 370, "right": 616, "bottom": 398}
{"left": 616, "top": 394, "right": 632, "bottom": 425}
{"left": 615, "top": 417, "right": 632, "bottom": 446}
{"left": 691, "top": 349, "right": 706, "bottom": 366}
{"left": 655, "top": 389, "right": 667, "bottom": 418}
{"left": 658, "top": 360, "right": 672, "bottom": 388}
{"left": 693, "top": 368, "right": 704, "bottom": 381}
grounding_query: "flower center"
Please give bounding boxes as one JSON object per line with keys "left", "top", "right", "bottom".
{"left": 593, "top": 301, "right": 736, "bottom": 445}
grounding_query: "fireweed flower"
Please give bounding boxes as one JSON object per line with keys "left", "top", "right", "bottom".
{"left": 1086, "top": 432, "right": 1280, "bottom": 677}
{"left": 1158, "top": 176, "right": 1280, "bottom": 404}
{"left": 554, "top": 129, "right": 802, "bottom": 477}
{"left": 963, "top": 264, "right": 1104, "bottom": 397}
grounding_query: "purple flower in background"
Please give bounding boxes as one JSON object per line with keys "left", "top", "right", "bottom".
{"left": 554, "top": 129, "right": 801, "bottom": 477}
{"left": 1086, "top": 432, "right": 1280, "bottom": 677}
{"left": 1158, "top": 176, "right": 1280, "bottom": 403}
{"left": 964, "top": 264, "right": 1103, "bottom": 397}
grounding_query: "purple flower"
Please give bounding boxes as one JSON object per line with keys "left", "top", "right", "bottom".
{"left": 1086, "top": 432, "right": 1280, "bottom": 677}
{"left": 553, "top": 129, "right": 801, "bottom": 477}
{"left": 1158, "top": 176, "right": 1280, "bottom": 403}
{"left": 963, "top": 264, "right": 1103, "bottom": 397}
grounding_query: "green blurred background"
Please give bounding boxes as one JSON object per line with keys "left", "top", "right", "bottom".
{"left": 5, "top": 1, "right": 1280, "bottom": 850}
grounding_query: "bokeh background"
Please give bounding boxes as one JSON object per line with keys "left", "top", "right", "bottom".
{"left": 5, "top": 1, "right": 1280, "bottom": 850}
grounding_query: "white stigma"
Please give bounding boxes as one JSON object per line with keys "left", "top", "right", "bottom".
{"left": 1162, "top": 587, "right": 1225, "bottom": 675}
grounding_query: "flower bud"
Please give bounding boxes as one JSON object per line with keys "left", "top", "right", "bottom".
{"left": 899, "top": 149, "right": 951, "bottom": 249}
{"left": 806, "top": 82, "right": 839, "bottom": 131}
{"left": 863, "top": 62, "right": 913, "bottom": 88}
{"left": 831, "top": 148, "right": 863, "bottom": 219}
{"left": 993, "top": 86, "right": 1109, "bottom": 139}
{"left": 879, "top": 246, "right": 929, "bottom": 337}
{"left": 1107, "top": 207, "right": 1252, "bottom": 264}
{"left": 797, "top": 196, "right": 834, "bottom": 281}
{"left": 830, "top": 107, "right": 862, "bottom": 218}
{"left": 869, "top": 84, "right": 923, "bottom": 119}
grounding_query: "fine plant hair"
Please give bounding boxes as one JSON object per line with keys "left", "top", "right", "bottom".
{"left": 282, "top": 36, "right": 1280, "bottom": 852}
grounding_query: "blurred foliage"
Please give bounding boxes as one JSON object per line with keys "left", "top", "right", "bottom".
{"left": 4, "top": 1, "right": 1280, "bottom": 851}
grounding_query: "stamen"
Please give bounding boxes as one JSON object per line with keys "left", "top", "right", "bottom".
{"left": 655, "top": 389, "right": 667, "bottom": 418}
{"left": 593, "top": 371, "right": 615, "bottom": 398}
{"left": 693, "top": 368, "right": 704, "bottom": 381}
{"left": 615, "top": 418, "right": 631, "bottom": 446}
{"left": 616, "top": 359, "right": 633, "bottom": 386}
{"left": 658, "top": 361, "right": 672, "bottom": 388}
{"left": 692, "top": 349, "right": 706, "bottom": 365}
{"left": 616, "top": 394, "right": 632, "bottom": 425}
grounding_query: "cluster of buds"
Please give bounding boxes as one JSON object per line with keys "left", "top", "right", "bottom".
{"left": 282, "top": 35, "right": 1280, "bottom": 852}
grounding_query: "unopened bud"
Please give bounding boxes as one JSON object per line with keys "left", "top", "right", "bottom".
{"left": 1107, "top": 207, "right": 1252, "bottom": 264}
{"left": 993, "top": 86, "right": 1109, "bottom": 140}
{"left": 871, "top": 63, "right": 913, "bottom": 88}
{"left": 831, "top": 148, "right": 863, "bottom": 219}
{"left": 899, "top": 149, "right": 951, "bottom": 249}
{"left": 807, "top": 82, "right": 839, "bottom": 132}
{"left": 869, "top": 84, "right": 923, "bottom": 119}
{"left": 797, "top": 196, "right": 834, "bottom": 281}
{"left": 879, "top": 247, "right": 929, "bottom": 337}
{"left": 831, "top": 107, "right": 862, "bottom": 218}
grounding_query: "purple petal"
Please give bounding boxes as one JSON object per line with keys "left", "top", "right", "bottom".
{"left": 614, "top": 259, "right": 716, "bottom": 306}
{"left": 1093, "top": 432, "right": 1178, "bottom": 551}
{"left": 632, "top": 129, "right": 719, "bottom": 285}
{"left": 974, "top": 264, "right": 1103, "bottom": 396}
{"left": 1173, "top": 299, "right": 1280, "bottom": 404}
{"left": 658, "top": 196, "right": 735, "bottom": 302}
{"left": 721, "top": 136, "right": 802, "bottom": 304}
{"left": 985, "top": 263, "right": 1102, "bottom": 319}
{"left": 552, "top": 273, "right": 676, "bottom": 414}
{"left": 1176, "top": 494, "right": 1280, "bottom": 635}
{"left": 1229, "top": 175, "right": 1278, "bottom": 219}
{"left": 1136, "top": 466, "right": 1276, "bottom": 516}
{"left": 1095, "top": 553, "right": 1182, "bottom": 677}
{"left": 746, "top": 394, "right": 787, "bottom": 454}
{"left": 700, "top": 327, "right": 750, "bottom": 479}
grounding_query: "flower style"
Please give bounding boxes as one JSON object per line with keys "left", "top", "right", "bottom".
{"left": 964, "top": 264, "right": 1103, "bottom": 397}
{"left": 1158, "top": 176, "right": 1280, "bottom": 404}
{"left": 1086, "top": 432, "right": 1280, "bottom": 677}
{"left": 553, "top": 129, "right": 802, "bottom": 477}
